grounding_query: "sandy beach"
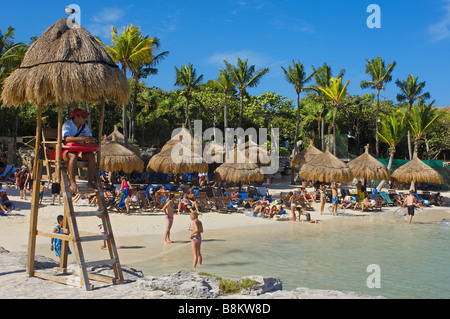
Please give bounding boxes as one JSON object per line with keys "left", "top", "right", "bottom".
{"left": 1, "top": 178, "right": 448, "bottom": 299}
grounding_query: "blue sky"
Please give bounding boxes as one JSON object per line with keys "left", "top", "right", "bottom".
{"left": 2, "top": 0, "right": 450, "bottom": 107}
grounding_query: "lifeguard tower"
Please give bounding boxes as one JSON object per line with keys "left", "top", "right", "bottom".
{"left": 1, "top": 15, "right": 130, "bottom": 290}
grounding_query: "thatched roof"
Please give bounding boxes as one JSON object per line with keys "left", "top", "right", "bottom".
{"left": 291, "top": 140, "right": 323, "bottom": 167}
{"left": 102, "top": 126, "right": 140, "bottom": 156}
{"left": 147, "top": 146, "right": 208, "bottom": 174}
{"left": 391, "top": 154, "right": 442, "bottom": 184}
{"left": 147, "top": 127, "right": 208, "bottom": 173}
{"left": 347, "top": 145, "right": 391, "bottom": 181}
{"left": 242, "top": 138, "right": 273, "bottom": 166}
{"left": 100, "top": 140, "right": 144, "bottom": 173}
{"left": 1, "top": 18, "right": 129, "bottom": 106}
{"left": 214, "top": 149, "right": 264, "bottom": 184}
{"left": 299, "top": 147, "right": 353, "bottom": 183}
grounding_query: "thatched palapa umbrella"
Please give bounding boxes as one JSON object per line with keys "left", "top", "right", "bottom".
{"left": 291, "top": 140, "right": 323, "bottom": 167}
{"left": 348, "top": 145, "right": 391, "bottom": 181}
{"left": 100, "top": 140, "right": 144, "bottom": 173}
{"left": 103, "top": 125, "right": 141, "bottom": 156}
{"left": 147, "top": 127, "right": 208, "bottom": 173}
{"left": 299, "top": 146, "right": 353, "bottom": 183}
{"left": 391, "top": 152, "right": 442, "bottom": 185}
{"left": 215, "top": 149, "right": 264, "bottom": 184}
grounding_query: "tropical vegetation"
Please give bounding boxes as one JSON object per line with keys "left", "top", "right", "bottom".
{"left": 0, "top": 24, "right": 449, "bottom": 166}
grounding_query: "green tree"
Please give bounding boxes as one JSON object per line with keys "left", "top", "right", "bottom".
{"left": 174, "top": 63, "right": 203, "bottom": 134}
{"left": 317, "top": 77, "right": 350, "bottom": 155}
{"left": 213, "top": 69, "right": 235, "bottom": 133}
{"left": 311, "top": 63, "right": 345, "bottom": 150}
{"left": 376, "top": 110, "right": 408, "bottom": 190}
{"left": 224, "top": 58, "right": 269, "bottom": 128}
{"left": 395, "top": 74, "right": 430, "bottom": 159}
{"left": 408, "top": 99, "right": 443, "bottom": 157}
{"left": 100, "top": 24, "right": 156, "bottom": 146}
{"left": 281, "top": 60, "right": 315, "bottom": 153}
{"left": 130, "top": 37, "right": 169, "bottom": 142}
{"left": 360, "top": 56, "right": 396, "bottom": 157}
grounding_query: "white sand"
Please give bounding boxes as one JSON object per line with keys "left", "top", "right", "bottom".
{"left": 0, "top": 178, "right": 448, "bottom": 298}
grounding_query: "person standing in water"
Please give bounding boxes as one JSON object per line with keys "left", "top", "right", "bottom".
{"left": 189, "top": 212, "right": 203, "bottom": 270}
{"left": 163, "top": 194, "right": 175, "bottom": 244}
{"left": 403, "top": 190, "right": 419, "bottom": 224}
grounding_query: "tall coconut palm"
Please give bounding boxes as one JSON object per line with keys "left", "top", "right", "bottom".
{"left": 395, "top": 74, "right": 430, "bottom": 159}
{"left": 130, "top": 37, "right": 169, "bottom": 142}
{"left": 0, "top": 26, "right": 28, "bottom": 90}
{"left": 224, "top": 58, "right": 269, "bottom": 128}
{"left": 376, "top": 110, "right": 407, "bottom": 191}
{"left": 213, "top": 69, "right": 235, "bottom": 134}
{"left": 100, "top": 24, "right": 156, "bottom": 146}
{"left": 408, "top": 99, "right": 442, "bottom": 156}
{"left": 317, "top": 77, "right": 350, "bottom": 156}
{"left": 281, "top": 60, "right": 316, "bottom": 154}
{"left": 174, "top": 63, "right": 203, "bottom": 134}
{"left": 311, "top": 63, "right": 345, "bottom": 151}
{"left": 360, "top": 56, "right": 396, "bottom": 158}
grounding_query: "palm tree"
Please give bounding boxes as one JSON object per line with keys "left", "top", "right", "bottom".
{"left": 224, "top": 58, "right": 269, "bottom": 128}
{"left": 213, "top": 69, "right": 235, "bottom": 134}
{"left": 281, "top": 60, "right": 316, "bottom": 154}
{"left": 360, "top": 56, "right": 396, "bottom": 158}
{"left": 311, "top": 63, "right": 345, "bottom": 150}
{"left": 129, "top": 37, "right": 169, "bottom": 142}
{"left": 408, "top": 99, "right": 442, "bottom": 156}
{"left": 0, "top": 26, "right": 28, "bottom": 90}
{"left": 174, "top": 63, "right": 203, "bottom": 134}
{"left": 395, "top": 74, "right": 430, "bottom": 159}
{"left": 100, "top": 24, "right": 156, "bottom": 146}
{"left": 376, "top": 110, "right": 407, "bottom": 191}
{"left": 317, "top": 77, "right": 350, "bottom": 156}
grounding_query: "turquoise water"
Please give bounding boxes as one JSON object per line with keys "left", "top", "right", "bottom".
{"left": 128, "top": 212, "right": 450, "bottom": 299}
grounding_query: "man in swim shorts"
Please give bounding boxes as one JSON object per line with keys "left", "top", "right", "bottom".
{"left": 62, "top": 108, "right": 97, "bottom": 193}
{"left": 331, "top": 182, "right": 340, "bottom": 216}
{"left": 403, "top": 190, "right": 419, "bottom": 225}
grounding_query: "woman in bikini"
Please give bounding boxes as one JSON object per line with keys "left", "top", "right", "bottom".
{"left": 163, "top": 194, "right": 175, "bottom": 244}
{"left": 320, "top": 184, "right": 328, "bottom": 215}
{"left": 189, "top": 212, "right": 203, "bottom": 270}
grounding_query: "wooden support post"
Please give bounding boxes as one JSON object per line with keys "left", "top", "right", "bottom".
{"left": 27, "top": 105, "right": 43, "bottom": 277}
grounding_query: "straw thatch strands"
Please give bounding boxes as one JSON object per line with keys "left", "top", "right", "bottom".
{"left": 1, "top": 18, "right": 129, "bottom": 106}
{"left": 391, "top": 153, "right": 442, "bottom": 185}
{"left": 348, "top": 145, "right": 391, "bottom": 181}
{"left": 241, "top": 138, "right": 273, "bottom": 167}
{"left": 299, "top": 147, "right": 353, "bottom": 183}
{"left": 214, "top": 149, "right": 264, "bottom": 184}
{"left": 147, "top": 127, "right": 208, "bottom": 174}
{"left": 291, "top": 140, "right": 323, "bottom": 167}
{"left": 103, "top": 126, "right": 141, "bottom": 156}
{"left": 99, "top": 140, "right": 144, "bottom": 173}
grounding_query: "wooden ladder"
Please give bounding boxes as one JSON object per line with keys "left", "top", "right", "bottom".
{"left": 27, "top": 161, "right": 124, "bottom": 291}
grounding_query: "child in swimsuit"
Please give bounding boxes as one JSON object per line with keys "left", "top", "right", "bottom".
{"left": 189, "top": 212, "right": 203, "bottom": 269}
{"left": 163, "top": 194, "right": 175, "bottom": 244}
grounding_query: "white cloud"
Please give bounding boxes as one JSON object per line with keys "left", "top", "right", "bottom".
{"left": 428, "top": 0, "right": 450, "bottom": 42}
{"left": 91, "top": 8, "right": 125, "bottom": 24}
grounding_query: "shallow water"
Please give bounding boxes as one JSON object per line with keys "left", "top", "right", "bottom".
{"left": 123, "top": 211, "right": 450, "bottom": 299}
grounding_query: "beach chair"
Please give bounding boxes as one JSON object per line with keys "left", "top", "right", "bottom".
{"left": 379, "top": 192, "right": 394, "bottom": 206}
{"left": 368, "top": 194, "right": 383, "bottom": 211}
{"left": 0, "top": 165, "right": 12, "bottom": 179}
{"left": 415, "top": 193, "right": 430, "bottom": 207}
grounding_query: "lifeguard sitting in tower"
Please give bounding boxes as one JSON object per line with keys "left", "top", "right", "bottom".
{"left": 62, "top": 108, "right": 100, "bottom": 193}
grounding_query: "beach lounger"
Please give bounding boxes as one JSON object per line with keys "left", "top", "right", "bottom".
{"left": 379, "top": 192, "right": 394, "bottom": 206}
{"left": 0, "top": 165, "right": 12, "bottom": 179}
{"left": 415, "top": 194, "right": 430, "bottom": 207}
